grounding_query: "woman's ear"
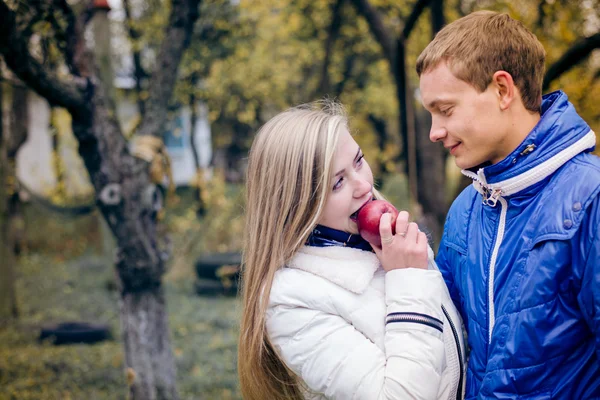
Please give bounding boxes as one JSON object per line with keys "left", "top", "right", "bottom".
{"left": 491, "top": 70, "right": 516, "bottom": 111}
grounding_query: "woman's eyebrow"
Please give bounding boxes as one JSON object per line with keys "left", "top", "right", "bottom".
{"left": 334, "top": 148, "right": 361, "bottom": 177}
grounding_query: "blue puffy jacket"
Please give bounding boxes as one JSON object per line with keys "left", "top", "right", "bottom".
{"left": 437, "top": 91, "right": 600, "bottom": 399}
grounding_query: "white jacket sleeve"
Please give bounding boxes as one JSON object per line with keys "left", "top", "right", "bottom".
{"left": 267, "top": 268, "right": 446, "bottom": 400}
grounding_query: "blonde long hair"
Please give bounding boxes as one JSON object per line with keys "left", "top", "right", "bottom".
{"left": 238, "top": 101, "right": 349, "bottom": 399}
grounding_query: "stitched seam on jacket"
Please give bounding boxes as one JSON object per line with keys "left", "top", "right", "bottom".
{"left": 500, "top": 295, "right": 561, "bottom": 316}
{"left": 484, "top": 350, "right": 565, "bottom": 374}
{"left": 527, "top": 156, "right": 600, "bottom": 246}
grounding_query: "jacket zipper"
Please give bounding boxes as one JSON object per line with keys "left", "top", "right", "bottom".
{"left": 385, "top": 312, "right": 444, "bottom": 333}
{"left": 462, "top": 168, "right": 508, "bottom": 344}
{"left": 487, "top": 197, "right": 507, "bottom": 343}
{"left": 442, "top": 305, "right": 464, "bottom": 400}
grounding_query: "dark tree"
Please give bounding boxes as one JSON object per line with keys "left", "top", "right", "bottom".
{"left": 349, "top": 0, "right": 448, "bottom": 240}
{"left": 0, "top": 0, "right": 202, "bottom": 398}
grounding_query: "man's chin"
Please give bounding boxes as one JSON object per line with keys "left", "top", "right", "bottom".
{"left": 454, "top": 156, "right": 481, "bottom": 171}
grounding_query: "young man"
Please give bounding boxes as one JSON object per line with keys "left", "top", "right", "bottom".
{"left": 417, "top": 10, "right": 600, "bottom": 399}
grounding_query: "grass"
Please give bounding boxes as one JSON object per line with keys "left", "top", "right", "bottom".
{"left": 0, "top": 172, "right": 426, "bottom": 399}
{"left": 0, "top": 184, "right": 244, "bottom": 400}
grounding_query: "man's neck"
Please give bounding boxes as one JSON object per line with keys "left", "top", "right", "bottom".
{"left": 497, "top": 108, "right": 541, "bottom": 163}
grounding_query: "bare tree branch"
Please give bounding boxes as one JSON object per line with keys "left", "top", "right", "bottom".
{"left": 52, "top": 0, "right": 92, "bottom": 76}
{"left": 536, "top": 0, "right": 546, "bottom": 29}
{"left": 429, "top": 0, "right": 444, "bottom": 35}
{"left": 402, "top": 0, "right": 432, "bottom": 39}
{"left": 0, "top": 0, "right": 84, "bottom": 111}
{"left": 123, "top": 0, "right": 147, "bottom": 116}
{"left": 349, "top": 0, "right": 396, "bottom": 67}
{"left": 317, "top": 0, "right": 345, "bottom": 96}
{"left": 543, "top": 32, "right": 600, "bottom": 90}
{"left": 333, "top": 52, "right": 356, "bottom": 96}
{"left": 137, "top": 0, "right": 203, "bottom": 138}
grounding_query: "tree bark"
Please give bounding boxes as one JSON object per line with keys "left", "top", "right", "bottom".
{"left": 0, "top": 1, "right": 202, "bottom": 398}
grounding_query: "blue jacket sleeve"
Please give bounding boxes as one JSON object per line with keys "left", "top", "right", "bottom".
{"left": 436, "top": 232, "right": 466, "bottom": 323}
{"left": 577, "top": 194, "right": 600, "bottom": 359}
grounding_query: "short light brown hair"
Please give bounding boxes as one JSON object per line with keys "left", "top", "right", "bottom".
{"left": 416, "top": 10, "right": 546, "bottom": 111}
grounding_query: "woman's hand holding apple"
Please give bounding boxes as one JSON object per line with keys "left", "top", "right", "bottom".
{"left": 360, "top": 206, "right": 428, "bottom": 271}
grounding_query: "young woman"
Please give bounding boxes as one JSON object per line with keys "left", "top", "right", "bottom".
{"left": 238, "top": 101, "right": 465, "bottom": 400}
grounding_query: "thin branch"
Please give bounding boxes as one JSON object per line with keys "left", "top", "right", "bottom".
{"left": 317, "top": 0, "right": 345, "bottom": 96}
{"left": 543, "top": 32, "right": 600, "bottom": 90}
{"left": 0, "top": 0, "right": 85, "bottom": 111}
{"left": 137, "top": 0, "right": 202, "bottom": 138}
{"left": 536, "top": 0, "right": 546, "bottom": 29}
{"left": 123, "top": 0, "right": 147, "bottom": 116}
{"left": 333, "top": 53, "right": 356, "bottom": 96}
{"left": 349, "top": 0, "right": 395, "bottom": 67}
{"left": 52, "top": 0, "right": 83, "bottom": 75}
{"left": 429, "top": 0, "right": 444, "bottom": 35}
{"left": 402, "top": 0, "right": 432, "bottom": 39}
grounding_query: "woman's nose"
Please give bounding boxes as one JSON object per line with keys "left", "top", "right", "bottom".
{"left": 354, "top": 178, "right": 372, "bottom": 198}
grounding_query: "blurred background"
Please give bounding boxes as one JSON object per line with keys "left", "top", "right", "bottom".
{"left": 0, "top": 0, "right": 598, "bottom": 398}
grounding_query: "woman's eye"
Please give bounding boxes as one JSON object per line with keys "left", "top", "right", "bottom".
{"left": 333, "top": 177, "right": 343, "bottom": 191}
{"left": 441, "top": 107, "right": 452, "bottom": 116}
{"left": 356, "top": 154, "right": 364, "bottom": 166}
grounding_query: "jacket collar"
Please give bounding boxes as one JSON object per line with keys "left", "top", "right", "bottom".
{"left": 286, "top": 245, "right": 380, "bottom": 294}
{"left": 462, "top": 91, "right": 596, "bottom": 206}
{"left": 306, "top": 224, "right": 373, "bottom": 252}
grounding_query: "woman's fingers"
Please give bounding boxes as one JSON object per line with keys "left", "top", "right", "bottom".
{"left": 417, "top": 231, "right": 428, "bottom": 245}
{"left": 379, "top": 212, "right": 393, "bottom": 246}
{"left": 395, "top": 211, "right": 409, "bottom": 237}
{"left": 404, "top": 221, "right": 419, "bottom": 242}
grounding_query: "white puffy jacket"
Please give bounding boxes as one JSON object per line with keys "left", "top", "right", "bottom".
{"left": 266, "top": 245, "right": 466, "bottom": 400}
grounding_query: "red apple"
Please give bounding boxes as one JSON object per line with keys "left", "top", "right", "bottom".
{"left": 356, "top": 200, "right": 399, "bottom": 247}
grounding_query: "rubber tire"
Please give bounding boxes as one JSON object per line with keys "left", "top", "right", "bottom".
{"left": 39, "top": 321, "right": 112, "bottom": 345}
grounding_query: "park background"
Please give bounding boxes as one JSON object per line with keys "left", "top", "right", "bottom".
{"left": 0, "top": 0, "right": 599, "bottom": 398}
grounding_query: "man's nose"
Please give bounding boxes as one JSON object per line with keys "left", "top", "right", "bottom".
{"left": 430, "top": 123, "right": 447, "bottom": 143}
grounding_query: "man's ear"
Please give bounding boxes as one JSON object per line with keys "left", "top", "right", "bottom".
{"left": 491, "top": 71, "right": 516, "bottom": 111}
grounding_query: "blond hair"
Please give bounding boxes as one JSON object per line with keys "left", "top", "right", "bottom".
{"left": 416, "top": 10, "right": 546, "bottom": 111}
{"left": 238, "top": 101, "right": 347, "bottom": 400}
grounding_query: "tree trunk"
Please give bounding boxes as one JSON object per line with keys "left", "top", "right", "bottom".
{"left": 189, "top": 88, "right": 206, "bottom": 217}
{"left": 411, "top": 0, "right": 447, "bottom": 245}
{"left": 351, "top": 0, "right": 447, "bottom": 233}
{"left": 0, "top": 79, "right": 28, "bottom": 321}
{"left": 415, "top": 108, "right": 447, "bottom": 246}
{"left": 0, "top": 77, "right": 19, "bottom": 322}
{"left": 120, "top": 288, "right": 177, "bottom": 399}
{"left": 1, "top": 0, "right": 201, "bottom": 396}
{"left": 394, "top": 40, "right": 418, "bottom": 202}
{"left": 71, "top": 76, "right": 178, "bottom": 400}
